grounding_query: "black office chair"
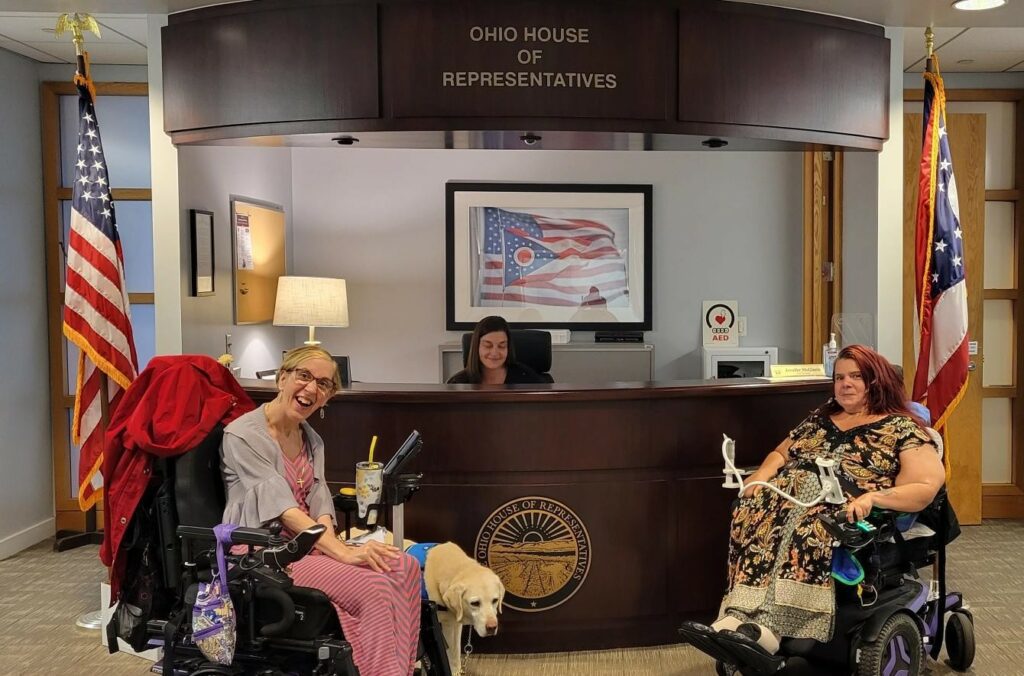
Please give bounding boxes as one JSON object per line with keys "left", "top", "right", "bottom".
{"left": 460, "top": 329, "right": 554, "bottom": 382}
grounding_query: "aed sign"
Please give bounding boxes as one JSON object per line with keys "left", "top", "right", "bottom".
{"left": 702, "top": 300, "right": 738, "bottom": 347}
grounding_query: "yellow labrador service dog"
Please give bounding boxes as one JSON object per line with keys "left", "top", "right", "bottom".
{"left": 344, "top": 530, "right": 504, "bottom": 672}
{"left": 423, "top": 542, "right": 505, "bottom": 672}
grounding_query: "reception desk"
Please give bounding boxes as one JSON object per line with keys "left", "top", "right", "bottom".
{"left": 243, "top": 377, "right": 830, "bottom": 652}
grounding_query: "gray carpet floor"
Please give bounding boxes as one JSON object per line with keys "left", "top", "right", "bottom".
{"left": 0, "top": 520, "right": 1020, "bottom": 675}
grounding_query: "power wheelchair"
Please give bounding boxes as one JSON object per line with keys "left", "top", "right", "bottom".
{"left": 683, "top": 490, "right": 975, "bottom": 676}
{"left": 110, "top": 425, "right": 451, "bottom": 676}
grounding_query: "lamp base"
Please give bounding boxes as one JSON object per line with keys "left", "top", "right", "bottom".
{"left": 303, "top": 340, "right": 322, "bottom": 346}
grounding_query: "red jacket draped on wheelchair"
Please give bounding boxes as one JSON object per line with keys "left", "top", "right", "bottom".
{"left": 100, "top": 354, "right": 254, "bottom": 599}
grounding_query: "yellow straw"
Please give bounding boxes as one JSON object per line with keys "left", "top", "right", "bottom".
{"left": 368, "top": 435, "right": 378, "bottom": 465}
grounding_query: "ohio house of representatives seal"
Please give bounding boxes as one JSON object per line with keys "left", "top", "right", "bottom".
{"left": 475, "top": 496, "right": 591, "bottom": 612}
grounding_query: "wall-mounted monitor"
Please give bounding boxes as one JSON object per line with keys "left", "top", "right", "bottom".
{"left": 702, "top": 346, "right": 778, "bottom": 380}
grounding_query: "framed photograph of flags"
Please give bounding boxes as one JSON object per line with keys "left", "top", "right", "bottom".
{"left": 446, "top": 182, "right": 652, "bottom": 331}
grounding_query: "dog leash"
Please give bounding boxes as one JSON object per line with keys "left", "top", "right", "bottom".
{"left": 457, "top": 625, "right": 474, "bottom": 676}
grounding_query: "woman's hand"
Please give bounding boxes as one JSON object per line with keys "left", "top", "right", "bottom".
{"left": 846, "top": 493, "right": 875, "bottom": 522}
{"left": 742, "top": 483, "right": 762, "bottom": 499}
{"left": 340, "top": 540, "right": 402, "bottom": 572}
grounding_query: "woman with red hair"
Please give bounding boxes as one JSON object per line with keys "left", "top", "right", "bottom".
{"left": 680, "top": 344, "right": 945, "bottom": 665}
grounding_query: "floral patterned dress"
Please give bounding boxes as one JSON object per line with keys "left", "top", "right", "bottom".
{"left": 721, "top": 413, "right": 932, "bottom": 641}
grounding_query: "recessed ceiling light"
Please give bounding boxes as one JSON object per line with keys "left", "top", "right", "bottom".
{"left": 953, "top": 0, "right": 1006, "bottom": 10}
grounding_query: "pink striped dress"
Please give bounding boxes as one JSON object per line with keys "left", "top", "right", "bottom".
{"left": 264, "top": 442, "right": 421, "bottom": 675}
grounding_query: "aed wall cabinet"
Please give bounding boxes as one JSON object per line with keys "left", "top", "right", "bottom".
{"left": 702, "top": 346, "right": 779, "bottom": 380}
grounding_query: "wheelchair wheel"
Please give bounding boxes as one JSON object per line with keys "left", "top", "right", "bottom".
{"left": 715, "top": 660, "right": 739, "bottom": 676}
{"left": 856, "top": 613, "right": 922, "bottom": 676}
{"left": 945, "top": 611, "right": 976, "bottom": 671}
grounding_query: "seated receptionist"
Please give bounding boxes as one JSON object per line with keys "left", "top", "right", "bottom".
{"left": 679, "top": 344, "right": 945, "bottom": 662}
{"left": 447, "top": 315, "right": 548, "bottom": 385}
{"left": 220, "top": 345, "right": 421, "bottom": 675}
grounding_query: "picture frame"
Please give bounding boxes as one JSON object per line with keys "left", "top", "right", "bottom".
{"left": 189, "top": 209, "right": 215, "bottom": 297}
{"left": 446, "top": 182, "right": 652, "bottom": 330}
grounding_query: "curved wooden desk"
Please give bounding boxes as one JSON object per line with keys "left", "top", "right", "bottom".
{"left": 243, "top": 378, "right": 830, "bottom": 652}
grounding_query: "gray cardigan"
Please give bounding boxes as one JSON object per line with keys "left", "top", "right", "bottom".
{"left": 220, "top": 406, "right": 337, "bottom": 528}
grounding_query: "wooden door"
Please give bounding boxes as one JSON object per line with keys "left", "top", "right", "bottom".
{"left": 903, "top": 113, "right": 985, "bottom": 524}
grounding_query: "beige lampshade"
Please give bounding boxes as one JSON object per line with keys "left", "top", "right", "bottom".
{"left": 273, "top": 276, "right": 349, "bottom": 344}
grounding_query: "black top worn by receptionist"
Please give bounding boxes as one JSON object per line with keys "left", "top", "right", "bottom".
{"left": 447, "top": 361, "right": 547, "bottom": 384}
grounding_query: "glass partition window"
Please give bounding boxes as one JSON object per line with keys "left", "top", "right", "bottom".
{"left": 59, "top": 94, "right": 151, "bottom": 188}
{"left": 43, "top": 81, "right": 151, "bottom": 523}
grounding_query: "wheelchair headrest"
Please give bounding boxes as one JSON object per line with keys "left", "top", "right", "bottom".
{"left": 174, "top": 424, "right": 227, "bottom": 529}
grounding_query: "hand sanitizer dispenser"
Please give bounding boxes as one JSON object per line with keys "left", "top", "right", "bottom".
{"left": 822, "top": 333, "right": 838, "bottom": 377}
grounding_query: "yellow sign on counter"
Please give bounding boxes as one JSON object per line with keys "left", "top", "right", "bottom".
{"left": 770, "top": 363, "right": 828, "bottom": 378}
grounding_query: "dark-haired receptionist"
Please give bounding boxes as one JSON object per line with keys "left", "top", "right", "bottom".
{"left": 447, "top": 315, "right": 547, "bottom": 384}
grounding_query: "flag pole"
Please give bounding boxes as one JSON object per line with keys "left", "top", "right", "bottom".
{"left": 53, "top": 12, "right": 106, "bottom": 556}
{"left": 922, "top": 24, "right": 953, "bottom": 659}
{"left": 50, "top": 24, "right": 110, "bottom": 642}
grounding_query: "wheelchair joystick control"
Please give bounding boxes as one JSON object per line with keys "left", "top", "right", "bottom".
{"left": 817, "top": 510, "right": 877, "bottom": 549}
{"left": 255, "top": 524, "right": 326, "bottom": 569}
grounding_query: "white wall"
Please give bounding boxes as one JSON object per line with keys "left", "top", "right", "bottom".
{"left": 177, "top": 146, "right": 297, "bottom": 374}
{"left": 0, "top": 47, "right": 53, "bottom": 558}
{"left": 842, "top": 27, "right": 906, "bottom": 360}
{"left": 149, "top": 14, "right": 183, "bottom": 357}
{"left": 287, "top": 148, "right": 804, "bottom": 382}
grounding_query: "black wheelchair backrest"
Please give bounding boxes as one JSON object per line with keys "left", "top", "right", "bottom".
{"left": 174, "top": 424, "right": 227, "bottom": 529}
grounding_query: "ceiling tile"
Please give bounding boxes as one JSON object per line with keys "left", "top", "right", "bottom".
{"left": 933, "top": 27, "right": 1024, "bottom": 72}
{"left": 96, "top": 16, "right": 148, "bottom": 46}
{"left": 0, "top": 33, "right": 64, "bottom": 61}
{"left": 0, "top": 12, "right": 140, "bottom": 45}
{"left": 19, "top": 38, "right": 146, "bottom": 64}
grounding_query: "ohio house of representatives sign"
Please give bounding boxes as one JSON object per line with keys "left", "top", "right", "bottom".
{"left": 475, "top": 496, "right": 592, "bottom": 612}
{"left": 382, "top": 2, "right": 673, "bottom": 120}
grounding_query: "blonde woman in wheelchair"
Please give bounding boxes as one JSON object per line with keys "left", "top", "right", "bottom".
{"left": 221, "top": 345, "right": 421, "bottom": 675}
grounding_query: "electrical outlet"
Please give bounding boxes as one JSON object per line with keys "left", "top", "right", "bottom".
{"left": 738, "top": 316, "right": 748, "bottom": 336}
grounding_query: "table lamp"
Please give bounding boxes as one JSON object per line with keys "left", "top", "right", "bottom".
{"left": 273, "top": 276, "right": 349, "bottom": 345}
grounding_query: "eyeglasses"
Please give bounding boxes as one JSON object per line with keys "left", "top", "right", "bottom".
{"left": 288, "top": 368, "right": 336, "bottom": 395}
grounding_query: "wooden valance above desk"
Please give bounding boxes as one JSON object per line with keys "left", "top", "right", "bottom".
{"left": 163, "top": 0, "right": 890, "bottom": 150}
{"left": 243, "top": 377, "right": 831, "bottom": 651}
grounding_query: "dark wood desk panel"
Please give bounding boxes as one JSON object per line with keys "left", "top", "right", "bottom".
{"left": 244, "top": 378, "right": 830, "bottom": 651}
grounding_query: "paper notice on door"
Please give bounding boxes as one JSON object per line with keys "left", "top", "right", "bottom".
{"left": 235, "top": 213, "right": 254, "bottom": 270}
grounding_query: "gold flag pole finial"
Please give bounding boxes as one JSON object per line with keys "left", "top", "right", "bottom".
{"left": 54, "top": 13, "right": 101, "bottom": 55}
{"left": 54, "top": 13, "right": 100, "bottom": 100}
{"left": 925, "top": 26, "right": 935, "bottom": 58}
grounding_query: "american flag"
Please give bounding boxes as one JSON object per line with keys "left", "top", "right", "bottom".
{"left": 62, "top": 77, "right": 138, "bottom": 510}
{"left": 475, "top": 207, "right": 628, "bottom": 307}
{"left": 912, "top": 55, "right": 969, "bottom": 433}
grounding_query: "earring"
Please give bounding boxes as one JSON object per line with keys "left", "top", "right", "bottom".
{"left": 320, "top": 406, "right": 327, "bottom": 420}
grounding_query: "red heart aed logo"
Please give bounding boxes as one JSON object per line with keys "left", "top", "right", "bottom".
{"left": 715, "top": 314, "right": 726, "bottom": 325}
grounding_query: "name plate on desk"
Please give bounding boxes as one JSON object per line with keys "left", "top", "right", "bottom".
{"left": 770, "top": 364, "right": 827, "bottom": 378}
